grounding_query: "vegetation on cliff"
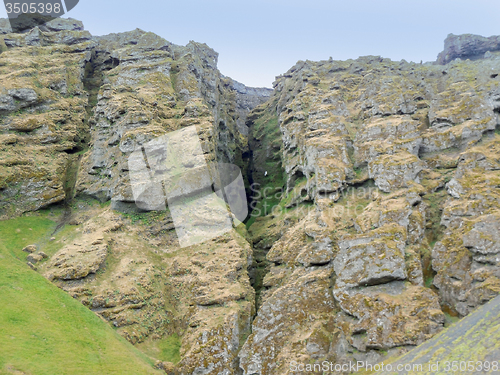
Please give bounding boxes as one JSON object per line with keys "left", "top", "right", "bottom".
{"left": 1, "top": 17, "right": 500, "bottom": 375}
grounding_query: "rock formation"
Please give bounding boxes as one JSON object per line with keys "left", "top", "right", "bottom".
{"left": 239, "top": 45, "right": 500, "bottom": 373}
{"left": 437, "top": 33, "right": 500, "bottom": 65}
{"left": 1, "top": 17, "right": 500, "bottom": 374}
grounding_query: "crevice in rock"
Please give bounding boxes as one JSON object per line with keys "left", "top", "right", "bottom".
{"left": 422, "top": 188, "right": 448, "bottom": 289}
{"left": 63, "top": 146, "right": 82, "bottom": 155}
{"left": 242, "top": 108, "right": 285, "bottom": 314}
{"left": 66, "top": 48, "right": 116, "bottom": 205}
{"left": 82, "top": 50, "right": 110, "bottom": 118}
{"left": 63, "top": 154, "right": 83, "bottom": 203}
{"left": 58, "top": 53, "right": 101, "bottom": 206}
{"left": 249, "top": 246, "right": 270, "bottom": 311}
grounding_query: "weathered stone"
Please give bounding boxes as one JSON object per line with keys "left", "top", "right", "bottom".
{"left": 22, "top": 244, "right": 37, "bottom": 253}
{"left": 26, "top": 253, "right": 43, "bottom": 264}
{"left": 334, "top": 283, "right": 444, "bottom": 351}
{"left": 155, "top": 360, "right": 175, "bottom": 373}
{"left": 239, "top": 267, "right": 336, "bottom": 375}
{"left": 463, "top": 214, "right": 500, "bottom": 255}
{"left": 334, "top": 225, "right": 407, "bottom": 289}
{"left": 45, "top": 242, "right": 107, "bottom": 280}
{"left": 368, "top": 152, "right": 425, "bottom": 193}
{"left": 437, "top": 33, "right": 500, "bottom": 65}
{"left": 432, "top": 143, "right": 500, "bottom": 316}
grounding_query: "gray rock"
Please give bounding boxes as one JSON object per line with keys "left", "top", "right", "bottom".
{"left": 26, "top": 253, "right": 43, "bottom": 264}
{"left": 446, "top": 178, "right": 465, "bottom": 199}
{"left": 463, "top": 214, "right": 500, "bottom": 255}
{"left": 0, "top": 14, "right": 53, "bottom": 34}
{"left": 0, "top": 16, "right": 83, "bottom": 35}
{"left": 0, "top": 95, "right": 16, "bottom": 112}
{"left": 22, "top": 245, "right": 37, "bottom": 253}
{"left": 0, "top": 18, "right": 12, "bottom": 34}
{"left": 333, "top": 282, "right": 444, "bottom": 351}
{"left": 44, "top": 18, "right": 84, "bottom": 32}
{"left": 368, "top": 153, "right": 425, "bottom": 193}
{"left": 334, "top": 229, "right": 407, "bottom": 289}
{"left": 8, "top": 88, "right": 37, "bottom": 103}
{"left": 437, "top": 33, "right": 500, "bottom": 65}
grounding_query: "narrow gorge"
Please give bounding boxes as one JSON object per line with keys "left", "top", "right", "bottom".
{"left": 1, "top": 17, "right": 500, "bottom": 375}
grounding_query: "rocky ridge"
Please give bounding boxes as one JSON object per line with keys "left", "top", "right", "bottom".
{"left": 437, "top": 33, "right": 500, "bottom": 65}
{"left": 1, "top": 19, "right": 500, "bottom": 374}
{"left": 0, "top": 17, "right": 268, "bottom": 374}
{"left": 238, "top": 38, "right": 500, "bottom": 373}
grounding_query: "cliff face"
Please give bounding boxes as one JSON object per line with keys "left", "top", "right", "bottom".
{"left": 0, "top": 18, "right": 269, "bottom": 374}
{"left": 0, "top": 19, "right": 270, "bottom": 216}
{"left": 437, "top": 33, "right": 500, "bottom": 65}
{"left": 239, "top": 50, "right": 500, "bottom": 373}
{"left": 1, "top": 18, "right": 500, "bottom": 374}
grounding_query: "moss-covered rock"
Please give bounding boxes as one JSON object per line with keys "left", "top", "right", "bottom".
{"left": 240, "top": 39, "right": 500, "bottom": 372}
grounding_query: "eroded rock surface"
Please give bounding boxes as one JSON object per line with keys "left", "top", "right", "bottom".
{"left": 437, "top": 33, "right": 500, "bottom": 65}
{"left": 3, "top": 20, "right": 500, "bottom": 374}
{"left": 238, "top": 36, "right": 500, "bottom": 373}
{"left": 1, "top": 18, "right": 266, "bottom": 374}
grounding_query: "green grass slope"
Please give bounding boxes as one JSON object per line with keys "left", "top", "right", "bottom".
{"left": 0, "top": 214, "right": 161, "bottom": 375}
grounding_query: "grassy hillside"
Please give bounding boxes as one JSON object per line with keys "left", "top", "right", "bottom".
{"left": 0, "top": 213, "right": 161, "bottom": 375}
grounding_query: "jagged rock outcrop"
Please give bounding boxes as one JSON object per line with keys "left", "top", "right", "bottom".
{"left": 3, "top": 21, "right": 500, "bottom": 374}
{"left": 432, "top": 140, "right": 500, "bottom": 316}
{"left": 74, "top": 29, "right": 270, "bottom": 211}
{"left": 0, "top": 15, "right": 84, "bottom": 35}
{"left": 437, "top": 33, "right": 500, "bottom": 65}
{"left": 239, "top": 40, "right": 500, "bottom": 373}
{"left": 0, "top": 19, "right": 270, "bottom": 217}
{"left": 0, "top": 20, "right": 93, "bottom": 218}
{"left": 0, "top": 18, "right": 267, "bottom": 374}
{"left": 222, "top": 77, "right": 272, "bottom": 136}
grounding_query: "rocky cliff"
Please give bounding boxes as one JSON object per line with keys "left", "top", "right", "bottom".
{"left": 1, "top": 18, "right": 500, "bottom": 375}
{"left": 437, "top": 33, "right": 500, "bottom": 65}
{"left": 238, "top": 42, "right": 500, "bottom": 373}
{"left": 0, "top": 17, "right": 270, "bottom": 374}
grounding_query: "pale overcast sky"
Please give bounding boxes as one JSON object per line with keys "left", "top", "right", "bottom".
{"left": 1, "top": 0, "right": 499, "bottom": 87}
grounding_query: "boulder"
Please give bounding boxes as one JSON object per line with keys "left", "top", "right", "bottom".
{"left": 26, "top": 253, "right": 43, "bottom": 264}
{"left": 22, "top": 245, "right": 37, "bottom": 253}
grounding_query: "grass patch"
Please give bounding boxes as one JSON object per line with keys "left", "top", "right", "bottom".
{"left": 0, "top": 215, "right": 56, "bottom": 261}
{"left": 444, "top": 312, "right": 460, "bottom": 327}
{"left": 424, "top": 274, "right": 434, "bottom": 288}
{"left": 121, "top": 210, "right": 170, "bottom": 226}
{"left": 136, "top": 334, "right": 181, "bottom": 364}
{"left": 40, "top": 223, "right": 80, "bottom": 258}
{"left": 0, "top": 216, "right": 160, "bottom": 374}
